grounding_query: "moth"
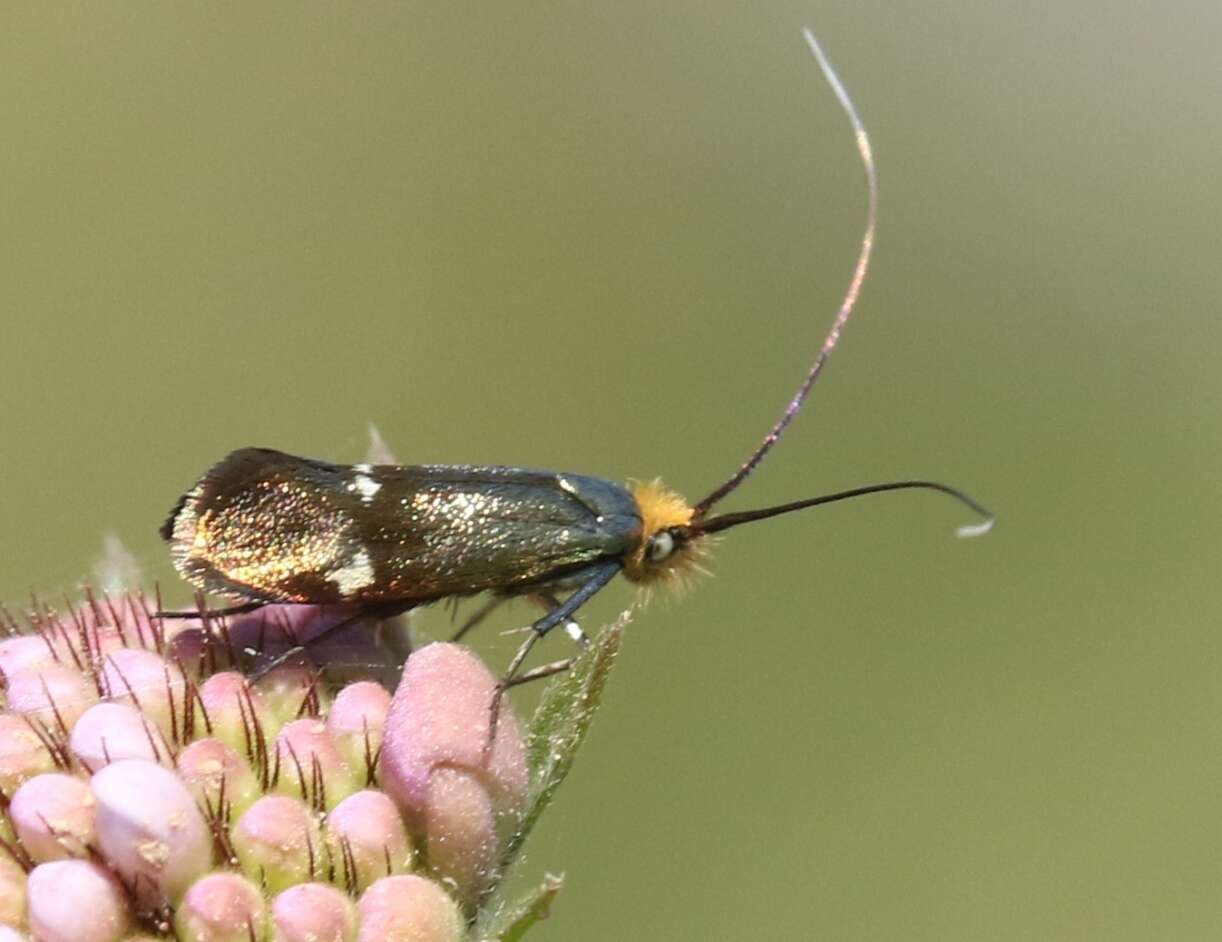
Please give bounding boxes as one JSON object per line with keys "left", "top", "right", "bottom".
{"left": 161, "top": 30, "right": 992, "bottom": 688}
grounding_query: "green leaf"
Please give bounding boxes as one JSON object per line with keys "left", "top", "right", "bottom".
{"left": 474, "top": 873, "right": 564, "bottom": 942}
{"left": 473, "top": 606, "right": 631, "bottom": 938}
{"left": 518, "top": 606, "right": 630, "bottom": 850}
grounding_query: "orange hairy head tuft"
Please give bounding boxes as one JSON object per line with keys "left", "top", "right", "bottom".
{"left": 622, "top": 479, "right": 710, "bottom": 589}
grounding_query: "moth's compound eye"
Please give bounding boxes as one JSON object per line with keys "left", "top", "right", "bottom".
{"left": 647, "top": 530, "right": 676, "bottom": 564}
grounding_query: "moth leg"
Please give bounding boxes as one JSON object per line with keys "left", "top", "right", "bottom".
{"left": 504, "top": 657, "right": 574, "bottom": 688}
{"left": 532, "top": 591, "right": 589, "bottom": 649}
{"left": 247, "top": 603, "right": 410, "bottom": 681}
{"left": 489, "top": 561, "right": 620, "bottom": 734}
{"left": 156, "top": 600, "right": 267, "bottom": 620}
{"left": 450, "top": 595, "right": 509, "bottom": 643}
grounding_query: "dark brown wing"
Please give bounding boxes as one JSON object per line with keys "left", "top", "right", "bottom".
{"left": 163, "top": 448, "right": 641, "bottom": 604}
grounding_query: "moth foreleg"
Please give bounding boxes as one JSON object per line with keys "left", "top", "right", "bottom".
{"left": 489, "top": 561, "right": 620, "bottom": 735}
{"left": 532, "top": 591, "right": 590, "bottom": 649}
{"left": 155, "top": 600, "right": 267, "bottom": 620}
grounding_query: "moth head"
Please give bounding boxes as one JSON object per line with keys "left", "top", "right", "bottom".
{"left": 622, "top": 480, "right": 710, "bottom": 589}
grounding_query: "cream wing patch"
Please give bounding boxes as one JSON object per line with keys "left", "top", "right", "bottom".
{"left": 330, "top": 548, "right": 376, "bottom": 597}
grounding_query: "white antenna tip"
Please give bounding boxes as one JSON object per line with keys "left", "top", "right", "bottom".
{"left": 955, "top": 519, "right": 995, "bottom": 539}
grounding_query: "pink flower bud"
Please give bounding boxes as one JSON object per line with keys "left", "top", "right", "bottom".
{"left": 37, "top": 597, "right": 159, "bottom": 672}
{"left": 5, "top": 663, "right": 96, "bottom": 731}
{"left": 271, "top": 882, "right": 357, "bottom": 942}
{"left": 75, "top": 623, "right": 142, "bottom": 666}
{"left": 356, "top": 875, "right": 464, "bottom": 942}
{"left": 0, "top": 587, "right": 596, "bottom": 937}
{"left": 231, "top": 795, "right": 323, "bottom": 894}
{"left": 379, "top": 644, "right": 527, "bottom": 906}
{"left": 98, "top": 649, "right": 187, "bottom": 743}
{"left": 0, "top": 714, "right": 55, "bottom": 797}
{"left": 420, "top": 765, "right": 498, "bottom": 906}
{"left": 59, "top": 592, "right": 163, "bottom": 650}
{"left": 0, "top": 635, "right": 57, "bottom": 682}
{"left": 27, "top": 859, "right": 131, "bottom": 942}
{"left": 381, "top": 644, "right": 527, "bottom": 824}
{"left": 174, "top": 872, "right": 267, "bottom": 942}
{"left": 69, "top": 702, "right": 171, "bottom": 772}
{"left": 91, "top": 758, "right": 214, "bottom": 907}
{"left": 326, "top": 681, "right": 390, "bottom": 780}
{"left": 272, "top": 718, "right": 354, "bottom": 810}
{"left": 324, "top": 789, "right": 413, "bottom": 893}
{"left": 198, "top": 671, "right": 274, "bottom": 755}
{"left": 9, "top": 772, "right": 95, "bottom": 862}
{"left": 176, "top": 737, "right": 260, "bottom": 820}
{"left": 0, "top": 850, "right": 28, "bottom": 927}
{"left": 254, "top": 665, "right": 327, "bottom": 726}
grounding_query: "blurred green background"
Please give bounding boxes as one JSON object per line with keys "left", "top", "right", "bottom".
{"left": 2, "top": 2, "right": 1219, "bottom": 939}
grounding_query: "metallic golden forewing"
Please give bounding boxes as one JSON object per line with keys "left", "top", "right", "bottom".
{"left": 163, "top": 448, "right": 642, "bottom": 604}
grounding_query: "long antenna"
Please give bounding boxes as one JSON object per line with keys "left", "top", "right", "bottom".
{"left": 690, "top": 480, "right": 995, "bottom": 538}
{"left": 692, "top": 27, "right": 877, "bottom": 518}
